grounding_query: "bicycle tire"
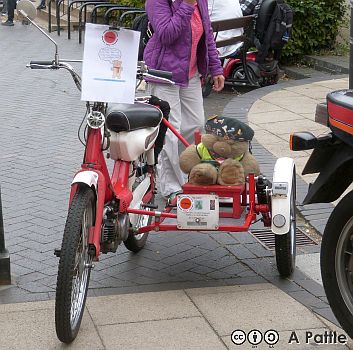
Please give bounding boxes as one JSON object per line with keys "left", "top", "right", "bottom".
{"left": 55, "top": 186, "right": 95, "bottom": 343}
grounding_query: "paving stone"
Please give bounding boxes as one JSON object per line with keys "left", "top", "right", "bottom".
{"left": 226, "top": 244, "right": 257, "bottom": 260}
{"left": 288, "top": 290, "right": 328, "bottom": 309}
{"left": 98, "top": 317, "right": 227, "bottom": 350}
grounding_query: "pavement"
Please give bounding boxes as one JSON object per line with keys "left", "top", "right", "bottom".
{"left": 0, "top": 20, "right": 352, "bottom": 349}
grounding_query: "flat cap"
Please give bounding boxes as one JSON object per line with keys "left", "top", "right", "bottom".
{"left": 205, "top": 116, "right": 254, "bottom": 141}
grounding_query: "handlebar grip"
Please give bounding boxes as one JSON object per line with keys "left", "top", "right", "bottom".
{"left": 147, "top": 69, "right": 173, "bottom": 80}
{"left": 29, "top": 61, "right": 54, "bottom": 69}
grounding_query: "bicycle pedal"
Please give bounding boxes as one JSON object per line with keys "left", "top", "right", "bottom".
{"left": 141, "top": 203, "right": 158, "bottom": 209}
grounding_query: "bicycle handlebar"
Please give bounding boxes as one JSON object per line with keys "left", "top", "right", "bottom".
{"left": 28, "top": 61, "right": 55, "bottom": 69}
{"left": 147, "top": 69, "right": 173, "bottom": 81}
{"left": 27, "top": 60, "right": 174, "bottom": 90}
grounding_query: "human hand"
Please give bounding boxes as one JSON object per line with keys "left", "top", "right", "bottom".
{"left": 212, "top": 75, "right": 225, "bottom": 92}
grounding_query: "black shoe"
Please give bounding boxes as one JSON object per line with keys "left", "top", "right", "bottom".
{"left": 37, "top": 4, "right": 46, "bottom": 9}
{"left": 1, "top": 20, "right": 14, "bottom": 26}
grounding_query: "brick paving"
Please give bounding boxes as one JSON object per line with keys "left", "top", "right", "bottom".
{"left": 0, "top": 23, "right": 339, "bottom": 326}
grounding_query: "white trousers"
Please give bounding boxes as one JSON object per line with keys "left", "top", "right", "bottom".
{"left": 148, "top": 75, "right": 205, "bottom": 197}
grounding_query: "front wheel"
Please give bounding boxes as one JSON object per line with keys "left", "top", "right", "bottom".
{"left": 321, "top": 190, "right": 353, "bottom": 338}
{"left": 275, "top": 170, "right": 296, "bottom": 277}
{"left": 55, "top": 186, "right": 95, "bottom": 344}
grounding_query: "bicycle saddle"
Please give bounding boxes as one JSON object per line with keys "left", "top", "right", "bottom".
{"left": 106, "top": 102, "right": 163, "bottom": 132}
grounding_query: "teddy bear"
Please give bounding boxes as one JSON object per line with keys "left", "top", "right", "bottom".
{"left": 179, "top": 116, "right": 260, "bottom": 186}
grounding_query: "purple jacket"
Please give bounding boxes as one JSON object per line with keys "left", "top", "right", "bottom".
{"left": 144, "top": 0, "right": 223, "bottom": 87}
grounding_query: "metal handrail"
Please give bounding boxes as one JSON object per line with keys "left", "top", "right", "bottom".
{"left": 67, "top": 0, "right": 95, "bottom": 39}
{"left": 56, "top": 0, "right": 65, "bottom": 35}
{"left": 115, "top": 9, "right": 145, "bottom": 26}
{"left": 78, "top": 1, "right": 110, "bottom": 43}
{"left": 90, "top": 5, "right": 140, "bottom": 24}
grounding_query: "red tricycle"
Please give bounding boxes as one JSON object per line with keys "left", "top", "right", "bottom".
{"left": 21, "top": 6, "right": 297, "bottom": 344}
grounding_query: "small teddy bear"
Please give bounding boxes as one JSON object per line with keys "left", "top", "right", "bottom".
{"left": 179, "top": 116, "right": 260, "bottom": 186}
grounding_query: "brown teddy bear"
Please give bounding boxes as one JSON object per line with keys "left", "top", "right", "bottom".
{"left": 179, "top": 116, "right": 260, "bottom": 186}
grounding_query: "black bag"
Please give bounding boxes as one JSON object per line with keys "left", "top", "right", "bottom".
{"left": 132, "top": 0, "right": 172, "bottom": 61}
{"left": 132, "top": 13, "right": 152, "bottom": 61}
{"left": 254, "top": 0, "right": 293, "bottom": 63}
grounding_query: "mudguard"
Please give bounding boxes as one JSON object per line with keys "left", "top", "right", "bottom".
{"left": 246, "top": 61, "right": 261, "bottom": 78}
{"left": 303, "top": 142, "right": 353, "bottom": 204}
{"left": 271, "top": 157, "right": 295, "bottom": 235}
{"left": 71, "top": 170, "right": 99, "bottom": 190}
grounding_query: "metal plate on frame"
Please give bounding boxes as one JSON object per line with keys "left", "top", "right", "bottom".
{"left": 177, "top": 194, "right": 219, "bottom": 230}
{"left": 250, "top": 227, "right": 318, "bottom": 250}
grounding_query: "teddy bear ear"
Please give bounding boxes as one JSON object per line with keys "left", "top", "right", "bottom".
{"left": 205, "top": 116, "right": 254, "bottom": 141}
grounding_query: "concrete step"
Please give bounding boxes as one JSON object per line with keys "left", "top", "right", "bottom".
{"left": 303, "top": 55, "right": 349, "bottom": 75}
{"left": 282, "top": 65, "right": 336, "bottom": 80}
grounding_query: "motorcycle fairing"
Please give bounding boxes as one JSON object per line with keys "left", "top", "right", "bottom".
{"left": 303, "top": 142, "right": 353, "bottom": 204}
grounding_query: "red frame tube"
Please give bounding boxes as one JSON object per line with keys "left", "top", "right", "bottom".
{"left": 162, "top": 117, "right": 190, "bottom": 147}
{"left": 68, "top": 102, "right": 271, "bottom": 260}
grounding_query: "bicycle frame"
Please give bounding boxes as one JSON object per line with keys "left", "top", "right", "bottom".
{"left": 68, "top": 107, "right": 272, "bottom": 261}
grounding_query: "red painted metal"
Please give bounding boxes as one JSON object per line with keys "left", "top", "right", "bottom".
{"left": 182, "top": 183, "right": 245, "bottom": 219}
{"left": 255, "top": 204, "right": 270, "bottom": 213}
{"left": 162, "top": 117, "right": 189, "bottom": 147}
{"left": 111, "top": 160, "right": 133, "bottom": 212}
{"left": 127, "top": 208, "right": 176, "bottom": 218}
{"left": 69, "top": 183, "right": 78, "bottom": 206}
{"left": 194, "top": 129, "right": 202, "bottom": 145}
{"left": 84, "top": 128, "right": 103, "bottom": 164}
{"left": 90, "top": 169, "right": 106, "bottom": 258}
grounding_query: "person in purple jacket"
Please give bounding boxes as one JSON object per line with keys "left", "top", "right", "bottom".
{"left": 144, "top": 0, "right": 225, "bottom": 202}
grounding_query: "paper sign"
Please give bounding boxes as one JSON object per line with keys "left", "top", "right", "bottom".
{"left": 81, "top": 23, "right": 140, "bottom": 104}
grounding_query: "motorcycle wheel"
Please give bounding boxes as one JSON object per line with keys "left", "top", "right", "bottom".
{"left": 275, "top": 170, "right": 296, "bottom": 277}
{"left": 230, "top": 64, "right": 257, "bottom": 85}
{"left": 202, "top": 74, "right": 213, "bottom": 98}
{"left": 55, "top": 186, "right": 95, "bottom": 344}
{"left": 321, "top": 190, "right": 353, "bottom": 338}
{"left": 124, "top": 155, "right": 154, "bottom": 253}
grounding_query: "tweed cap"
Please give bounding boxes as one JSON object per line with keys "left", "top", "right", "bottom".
{"left": 205, "top": 116, "right": 254, "bottom": 141}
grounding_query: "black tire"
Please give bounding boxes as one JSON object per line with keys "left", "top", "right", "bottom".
{"left": 124, "top": 157, "right": 154, "bottom": 253}
{"left": 230, "top": 64, "right": 257, "bottom": 85}
{"left": 202, "top": 75, "right": 213, "bottom": 98}
{"left": 275, "top": 171, "right": 296, "bottom": 277}
{"left": 124, "top": 200, "right": 153, "bottom": 252}
{"left": 55, "top": 186, "right": 95, "bottom": 344}
{"left": 321, "top": 190, "right": 353, "bottom": 338}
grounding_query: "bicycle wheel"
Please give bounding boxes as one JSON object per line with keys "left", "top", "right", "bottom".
{"left": 321, "top": 190, "right": 353, "bottom": 338}
{"left": 55, "top": 186, "right": 95, "bottom": 343}
{"left": 124, "top": 155, "right": 154, "bottom": 253}
{"left": 275, "top": 170, "right": 296, "bottom": 277}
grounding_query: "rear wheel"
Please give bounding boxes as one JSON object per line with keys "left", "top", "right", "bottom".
{"left": 55, "top": 186, "right": 95, "bottom": 344}
{"left": 321, "top": 190, "right": 353, "bottom": 338}
{"left": 275, "top": 170, "right": 296, "bottom": 277}
{"left": 124, "top": 155, "right": 154, "bottom": 253}
{"left": 230, "top": 64, "right": 257, "bottom": 85}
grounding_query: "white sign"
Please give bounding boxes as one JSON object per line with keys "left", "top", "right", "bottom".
{"left": 81, "top": 23, "right": 140, "bottom": 104}
{"left": 177, "top": 194, "right": 219, "bottom": 230}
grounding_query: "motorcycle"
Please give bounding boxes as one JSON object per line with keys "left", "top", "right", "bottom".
{"left": 290, "top": 89, "right": 353, "bottom": 337}
{"left": 202, "top": 50, "right": 280, "bottom": 98}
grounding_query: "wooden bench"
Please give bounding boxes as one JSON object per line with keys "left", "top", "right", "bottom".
{"left": 211, "top": 15, "right": 257, "bottom": 86}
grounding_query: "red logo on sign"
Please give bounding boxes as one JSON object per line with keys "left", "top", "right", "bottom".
{"left": 179, "top": 197, "right": 192, "bottom": 210}
{"left": 102, "top": 30, "right": 118, "bottom": 45}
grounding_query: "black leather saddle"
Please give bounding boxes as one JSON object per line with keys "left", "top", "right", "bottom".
{"left": 106, "top": 103, "right": 163, "bottom": 133}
